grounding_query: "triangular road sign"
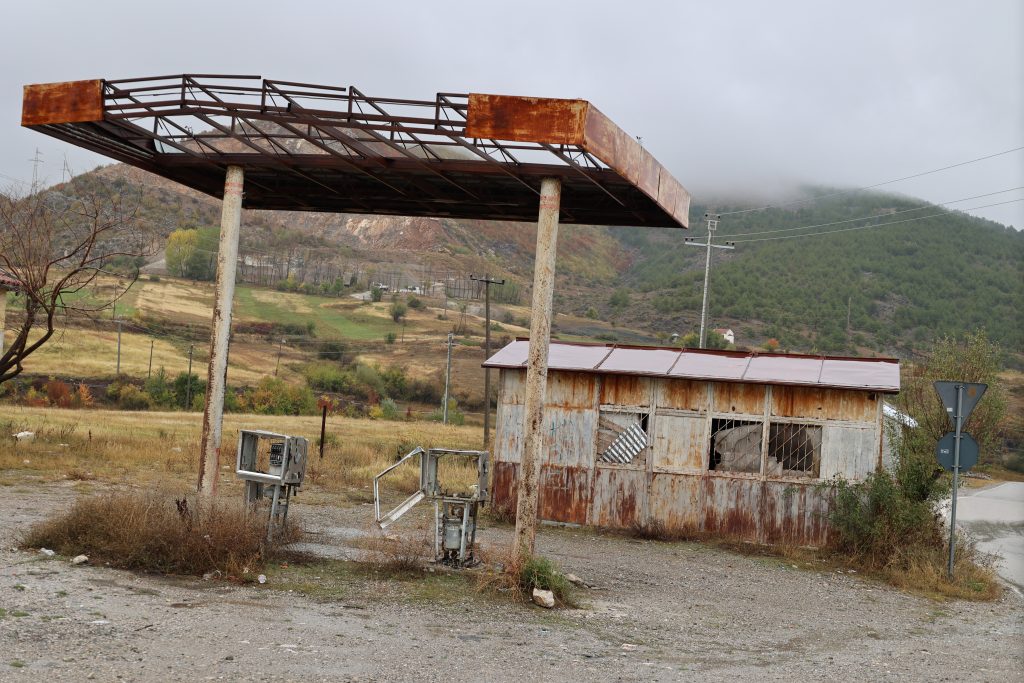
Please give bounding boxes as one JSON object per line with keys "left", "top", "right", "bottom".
{"left": 934, "top": 381, "right": 987, "bottom": 427}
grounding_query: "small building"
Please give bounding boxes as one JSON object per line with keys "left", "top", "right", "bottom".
{"left": 484, "top": 341, "right": 900, "bottom": 546}
{"left": 713, "top": 328, "right": 735, "bottom": 345}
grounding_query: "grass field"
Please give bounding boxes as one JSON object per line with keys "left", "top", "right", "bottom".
{"left": 0, "top": 406, "right": 483, "bottom": 499}
{"left": 4, "top": 274, "right": 650, "bottom": 410}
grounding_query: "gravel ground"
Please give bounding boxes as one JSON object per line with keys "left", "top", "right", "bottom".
{"left": 0, "top": 483, "right": 1021, "bottom": 682}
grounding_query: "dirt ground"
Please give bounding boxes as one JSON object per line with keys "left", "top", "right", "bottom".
{"left": 1, "top": 484, "right": 1021, "bottom": 682}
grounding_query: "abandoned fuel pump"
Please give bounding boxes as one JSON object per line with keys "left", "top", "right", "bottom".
{"left": 235, "top": 429, "right": 308, "bottom": 539}
{"left": 374, "top": 447, "right": 489, "bottom": 567}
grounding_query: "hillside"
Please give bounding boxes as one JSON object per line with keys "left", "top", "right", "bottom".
{"left": 50, "top": 165, "right": 1022, "bottom": 357}
{"left": 610, "top": 192, "right": 1023, "bottom": 355}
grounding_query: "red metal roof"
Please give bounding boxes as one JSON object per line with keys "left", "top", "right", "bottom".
{"left": 483, "top": 340, "right": 900, "bottom": 393}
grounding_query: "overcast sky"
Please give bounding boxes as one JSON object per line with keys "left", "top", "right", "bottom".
{"left": 2, "top": 1, "right": 1021, "bottom": 228}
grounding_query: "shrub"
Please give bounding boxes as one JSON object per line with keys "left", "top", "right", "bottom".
{"left": 21, "top": 491, "right": 299, "bottom": 577}
{"left": 239, "top": 377, "right": 317, "bottom": 415}
{"left": 118, "top": 385, "right": 153, "bottom": 411}
{"left": 371, "top": 286, "right": 383, "bottom": 302}
{"left": 477, "top": 552, "right": 577, "bottom": 608}
{"left": 385, "top": 332, "right": 397, "bottom": 344}
{"left": 428, "top": 399, "right": 465, "bottom": 425}
{"left": 317, "top": 340, "right": 348, "bottom": 362}
{"left": 389, "top": 301, "right": 407, "bottom": 322}
{"left": 407, "top": 296, "right": 424, "bottom": 310}
{"left": 45, "top": 379, "right": 73, "bottom": 408}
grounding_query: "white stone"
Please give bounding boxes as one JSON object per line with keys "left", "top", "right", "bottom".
{"left": 531, "top": 588, "right": 555, "bottom": 608}
{"left": 39, "top": 548, "right": 55, "bottom": 557}
{"left": 564, "top": 573, "right": 587, "bottom": 587}
{"left": 257, "top": 574, "right": 267, "bottom": 584}
{"left": 71, "top": 554, "right": 88, "bottom": 565}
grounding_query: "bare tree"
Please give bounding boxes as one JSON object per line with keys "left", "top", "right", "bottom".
{"left": 0, "top": 180, "right": 148, "bottom": 384}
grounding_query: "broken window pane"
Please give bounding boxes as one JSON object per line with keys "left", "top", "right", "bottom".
{"left": 766, "top": 423, "right": 822, "bottom": 478}
{"left": 598, "top": 412, "right": 649, "bottom": 465}
{"left": 709, "top": 418, "right": 762, "bottom": 473}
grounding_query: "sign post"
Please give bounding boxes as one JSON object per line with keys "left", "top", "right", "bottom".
{"left": 933, "top": 381, "right": 987, "bottom": 579}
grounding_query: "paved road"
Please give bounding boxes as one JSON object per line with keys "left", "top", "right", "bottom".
{"left": 954, "top": 481, "right": 1024, "bottom": 591}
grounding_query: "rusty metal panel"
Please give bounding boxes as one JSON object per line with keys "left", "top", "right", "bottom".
{"left": 591, "top": 467, "right": 647, "bottom": 529}
{"left": 819, "top": 425, "right": 878, "bottom": 480}
{"left": 22, "top": 80, "right": 103, "bottom": 126}
{"left": 545, "top": 371, "right": 599, "bottom": 409}
{"left": 601, "top": 347, "right": 679, "bottom": 375}
{"left": 538, "top": 465, "right": 591, "bottom": 525}
{"left": 652, "top": 414, "right": 706, "bottom": 473}
{"left": 701, "top": 476, "right": 761, "bottom": 540}
{"left": 636, "top": 148, "right": 661, "bottom": 201}
{"left": 465, "top": 94, "right": 588, "bottom": 144}
{"left": 501, "top": 369, "right": 526, "bottom": 405}
{"left": 543, "top": 406, "right": 597, "bottom": 468}
{"left": 495, "top": 403, "right": 525, "bottom": 464}
{"left": 600, "top": 375, "right": 653, "bottom": 407}
{"left": 491, "top": 461, "right": 519, "bottom": 514}
{"left": 711, "top": 381, "right": 765, "bottom": 415}
{"left": 759, "top": 480, "right": 831, "bottom": 546}
{"left": 655, "top": 378, "right": 708, "bottom": 412}
{"left": 649, "top": 473, "right": 703, "bottom": 530}
{"left": 582, "top": 104, "right": 691, "bottom": 229}
{"left": 771, "top": 386, "right": 878, "bottom": 422}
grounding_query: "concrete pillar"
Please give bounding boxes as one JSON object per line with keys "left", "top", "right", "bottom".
{"left": 197, "top": 165, "right": 244, "bottom": 495}
{"left": 513, "top": 177, "right": 560, "bottom": 558}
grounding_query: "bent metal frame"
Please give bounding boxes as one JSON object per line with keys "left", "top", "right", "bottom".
{"left": 22, "top": 74, "right": 691, "bottom": 556}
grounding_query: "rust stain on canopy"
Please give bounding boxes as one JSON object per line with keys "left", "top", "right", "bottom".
{"left": 22, "top": 80, "right": 103, "bottom": 126}
{"left": 467, "top": 94, "right": 690, "bottom": 225}
{"left": 22, "top": 75, "right": 690, "bottom": 228}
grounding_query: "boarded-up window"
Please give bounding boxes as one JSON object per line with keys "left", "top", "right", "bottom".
{"left": 708, "top": 418, "right": 762, "bottom": 473}
{"left": 598, "top": 411, "right": 649, "bottom": 466}
{"left": 766, "top": 423, "right": 822, "bottom": 478}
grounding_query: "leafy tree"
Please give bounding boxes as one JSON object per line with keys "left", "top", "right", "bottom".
{"left": 165, "top": 229, "right": 198, "bottom": 277}
{"left": 893, "top": 330, "right": 1007, "bottom": 462}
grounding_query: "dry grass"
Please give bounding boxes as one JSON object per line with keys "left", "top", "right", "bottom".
{"left": 21, "top": 490, "right": 297, "bottom": 578}
{"left": 475, "top": 547, "right": 579, "bottom": 608}
{"left": 0, "top": 406, "right": 481, "bottom": 496}
{"left": 357, "top": 527, "right": 435, "bottom": 576}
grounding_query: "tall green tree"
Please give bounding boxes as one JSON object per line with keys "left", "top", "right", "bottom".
{"left": 165, "top": 228, "right": 198, "bottom": 278}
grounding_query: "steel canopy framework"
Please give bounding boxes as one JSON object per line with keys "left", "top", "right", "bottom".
{"left": 21, "top": 75, "right": 690, "bottom": 228}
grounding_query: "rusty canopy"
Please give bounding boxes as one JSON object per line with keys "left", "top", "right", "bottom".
{"left": 21, "top": 76, "right": 690, "bottom": 228}
{"left": 484, "top": 340, "right": 901, "bottom": 393}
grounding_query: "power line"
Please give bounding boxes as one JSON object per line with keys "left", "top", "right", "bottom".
{"left": 717, "top": 145, "right": 1024, "bottom": 216}
{"left": 714, "top": 186, "right": 1024, "bottom": 239}
{"left": 726, "top": 198, "right": 1024, "bottom": 244}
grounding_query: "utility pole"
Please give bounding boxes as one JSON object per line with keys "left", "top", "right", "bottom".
{"left": 685, "top": 213, "right": 734, "bottom": 348}
{"left": 147, "top": 340, "right": 154, "bottom": 379}
{"left": 443, "top": 332, "right": 454, "bottom": 424}
{"left": 470, "top": 273, "right": 505, "bottom": 448}
{"left": 186, "top": 345, "right": 194, "bottom": 410}
{"left": 115, "top": 317, "right": 123, "bottom": 375}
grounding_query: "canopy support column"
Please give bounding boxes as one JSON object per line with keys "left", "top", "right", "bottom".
{"left": 513, "top": 177, "right": 561, "bottom": 558}
{"left": 198, "top": 165, "right": 244, "bottom": 495}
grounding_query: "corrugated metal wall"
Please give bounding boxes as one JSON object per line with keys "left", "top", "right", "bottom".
{"left": 492, "top": 369, "right": 883, "bottom": 546}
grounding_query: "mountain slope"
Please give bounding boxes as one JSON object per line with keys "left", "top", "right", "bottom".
{"left": 52, "top": 165, "right": 1022, "bottom": 356}
{"left": 613, "top": 191, "right": 1023, "bottom": 354}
